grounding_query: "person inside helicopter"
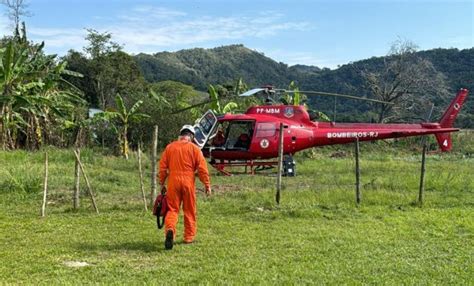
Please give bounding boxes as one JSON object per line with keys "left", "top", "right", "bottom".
{"left": 211, "top": 127, "right": 226, "bottom": 147}
{"left": 234, "top": 133, "right": 250, "bottom": 149}
{"left": 225, "top": 121, "right": 254, "bottom": 150}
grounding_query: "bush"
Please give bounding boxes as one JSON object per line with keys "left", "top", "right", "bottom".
{"left": 0, "top": 167, "right": 42, "bottom": 194}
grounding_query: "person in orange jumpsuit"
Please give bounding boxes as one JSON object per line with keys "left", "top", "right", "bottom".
{"left": 159, "top": 125, "right": 211, "bottom": 250}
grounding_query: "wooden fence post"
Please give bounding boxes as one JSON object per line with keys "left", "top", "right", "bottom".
{"left": 276, "top": 123, "right": 284, "bottom": 204}
{"left": 138, "top": 143, "right": 148, "bottom": 211}
{"left": 418, "top": 137, "right": 427, "bottom": 206}
{"left": 150, "top": 125, "right": 158, "bottom": 206}
{"left": 73, "top": 148, "right": 80, "bottom": 209}
{"left": 73, "top": 150, "right": 99, "bottom": 214}
{"left": 355, "top": 137, "right": 361, "bottom": 205}
{"left": 40, "top": 151, "right": 49, "bottom": 217}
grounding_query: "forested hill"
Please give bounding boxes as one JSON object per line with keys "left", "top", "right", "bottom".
{"left": 135, "top": 45, "right": 472, "bottom": 92}
{"left": 134, "top": 45, "right": 473, "bottom": 126}
{"left": 293, "top": 48, "right": 474, "bottom": 125}
{"left": 134, "top": 44, "right": 301, "bottom": 90}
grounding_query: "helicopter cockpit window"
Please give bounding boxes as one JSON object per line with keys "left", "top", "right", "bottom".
{"left": 225, "top": 121, "right": 254, "bottom": 150}
{"left": 256, "top": 122, "right": 277, "bottom": 138}
{"left": 193, "top": 110, "right": 218, "bottom": 149}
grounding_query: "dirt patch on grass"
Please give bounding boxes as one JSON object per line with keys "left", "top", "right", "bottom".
{"left": 330, "top": 151, "right": 349, "bottom": 158}
{"left": 197, "top": 184, "right": 239, "bottom": 194}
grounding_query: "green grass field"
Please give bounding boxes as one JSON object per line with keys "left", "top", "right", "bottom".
{"left": 0, "top": 134, "right": 473, "bottom": 284}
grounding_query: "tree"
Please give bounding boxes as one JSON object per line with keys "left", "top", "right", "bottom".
{"left": 360, "top": 39, "right": 450, "bottom": 123}
{"left": 0, "top": 23, "right": 85, "bottom": 150}
{"left": 133, "top": 81, "right": 203, "bottom": 147}
{"left": 83, "top": 29, "right": 122, "bottom": 59}
{"left": 61, "top": 50, "right": 97, "bottom": 106}
{"left": 1, "top": 0, "right": 31, "bottom": 31}
{"left": 63, "top": 30, "right": 146, "bottom": 110}
{"left": 98, "top": 94, "right": 149, "bottom": 159}
{"left": 84, "top": 29, "right": 122, "bottom": 110}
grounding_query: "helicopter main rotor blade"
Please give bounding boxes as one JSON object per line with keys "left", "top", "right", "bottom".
{"left": 171, "top": 99, "right": 218, "bottom": 114}
{"left": 283, "top": 90, "right": 394, "bottom": 105}
{"left": 239, "top": 88, "right": 266, "bottom": 97}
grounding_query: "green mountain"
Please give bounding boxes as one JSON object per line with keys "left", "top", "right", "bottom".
{"left": 134, "top": 45, "right": 473, "bottom": 127}
{"left": 135, "top": 44, "right": 301, "bottom": 89}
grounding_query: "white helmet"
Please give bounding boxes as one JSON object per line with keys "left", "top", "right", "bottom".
{"left": 180, "top": 124, "right": 195, "bottom": 135}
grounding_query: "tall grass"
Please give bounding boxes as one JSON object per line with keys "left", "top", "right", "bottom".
{"left": 0, "top": 133, "right": 472, "bottom": 284}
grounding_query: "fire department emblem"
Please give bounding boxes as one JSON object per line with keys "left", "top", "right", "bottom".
{"left": 284, "top": 106, "right": 294, "bottom": 118}
{"left": 260, "top": 139, "right": 269, "bottom": 149}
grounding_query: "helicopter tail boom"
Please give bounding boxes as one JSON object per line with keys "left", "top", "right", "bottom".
{"left": 439, "top": 88, "right": 469, "bottom": 128}
{"left": 434, "top": 88, "right": 469, "bottom": 151}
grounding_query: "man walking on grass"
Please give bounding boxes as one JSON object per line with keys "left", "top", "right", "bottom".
{"left": 159, "top": 125, "right": 212, "bottom": 250}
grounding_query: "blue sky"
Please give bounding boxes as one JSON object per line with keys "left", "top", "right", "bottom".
{"left": 1, "top": 0, "right": 472, "bottom": 69}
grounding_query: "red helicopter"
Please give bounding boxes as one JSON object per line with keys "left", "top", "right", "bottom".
{"left": 187, "top": 87, "right": 469, "bottom": 176}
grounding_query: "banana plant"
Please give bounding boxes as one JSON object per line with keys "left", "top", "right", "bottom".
{"left": 208, "top": 84, "right": 238, "bottom": 114}
{"left": 0, "top": 22, "right": 84, "bottom": 149}
{"left": 233, "top": 77, "right": 247, "bottom": 95}
{"left": 284, "top": 81, "right": 330, "bottom": 121}
{"left": 98, "top": 94, "right": 149, "bottom": 159}
{"left": 283, "top": 81, "right": 302, "bottom": 105}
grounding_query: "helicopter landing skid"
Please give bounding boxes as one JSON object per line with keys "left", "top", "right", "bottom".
{"left": 210, "top": 160, "right": 279, "bottom": 176}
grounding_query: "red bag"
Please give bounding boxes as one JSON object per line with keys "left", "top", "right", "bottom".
{"left": 152, "top": 192, "right": 168, "bottom": 229}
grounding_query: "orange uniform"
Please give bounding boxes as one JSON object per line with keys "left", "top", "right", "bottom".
{"left": 159, "top": 138, "right": 211, "bottom": 243}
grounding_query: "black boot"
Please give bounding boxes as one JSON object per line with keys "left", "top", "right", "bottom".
{"left": 165, "top": 230, "right": 174, "bottom": 250}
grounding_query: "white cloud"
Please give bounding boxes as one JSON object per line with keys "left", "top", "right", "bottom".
{"left": 131, "top": 6, "right": 187, "bottom": 19}
{"left": 24, "top": 6, "right": 313, "bottom": 56}
{"left": 109, "top": 11, "right": 311, "bottom": 50}
{"left": 263, "top": 49, "right": 342, "bottom": 69}
{"left": 28, "top": 27, "right": 86, "bottom": 52}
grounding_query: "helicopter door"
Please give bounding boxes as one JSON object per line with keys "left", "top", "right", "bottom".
{"left": 193, "top": 110, "right": 218, "bottom": 149}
